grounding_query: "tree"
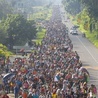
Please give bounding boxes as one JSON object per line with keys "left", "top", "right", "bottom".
{"left": 79, "top": 0, "right": 98, "bottom": 32}
{"left": 0, "top": 0, "right": 12, "bottom": 19}
{"left": 0, "top": 25, "right": 7, "bottom": 44}
{"left": 79, "top": 0, "right": 98, "bottom": 20}
{"left": 1, "top": 14, "right": 37, "bottom": 48}
{"left": 62, "top": 0, "right": 82, "bottom": 15}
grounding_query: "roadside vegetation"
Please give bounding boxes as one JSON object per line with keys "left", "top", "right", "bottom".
{"left": 29, "top": 6, "right": 52, "bottom": 21}
{"left": 0, "top": 44, "right": 12, "bottom": 57}
{"left": 62, "top": 0, "right": 98, "bottom": 47}
{"left": 30, "top": 5, "right": 52, "bottom": 45}
{"left": 0, "top": 0, "right": 52, "bottom": 57}
{"left": 32, "top": 28, "right": 46, "bottom": 45}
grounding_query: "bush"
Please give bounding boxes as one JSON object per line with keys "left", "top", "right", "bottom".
{"left": 0, "top": 44, "right": 12, "bottom": 57}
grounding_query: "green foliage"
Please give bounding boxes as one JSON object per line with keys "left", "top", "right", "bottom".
{"left": 0, "top": 44, "right": 12, "bottom": 57}
{"left": 0, "top": 14, "right": 37, "bottom": 47}
{"left": 71, "top": 9, "right": 98, "bottom": 48}
{"left": 80, "top": 0, "right": 98, "bottom": 20}
{"left": 62, "top": 0, "right": 82, "bottom": 15}
{"left": 29, "top": 6, "right": 52, "bottom": 21}
{"left": 29, "top": 6, "right": 52, "bottom": 45}
{"left": 33, "top": 28, "right": 46, "bottom": 45}
{"left": 0, "top": 0, "right": 12, "bottom": 19}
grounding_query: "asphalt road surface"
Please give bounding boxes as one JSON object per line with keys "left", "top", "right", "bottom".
{"left": 8, "top": 6, "right": 98, "bottom": 97}
{"left": 64, "top": 18, "right": 98, "bottom": 96}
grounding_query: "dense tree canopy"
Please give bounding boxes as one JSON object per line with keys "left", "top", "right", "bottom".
{"left": 63, "top": 0, "right": 98, "bottom": 20}
{"left": 0, "top": 14, "right": 37, "bottom": 48}
{"left": 0, "top": 0, "right": 12, "bottom": 19}
{"left": 62, "top": 0, "right": 98, "bottom": 46}
{"left": 62, "top": 0, "right": 82, "bottom": 15}
{"left": 80, "top": 0, "right": 98, "bottom": 20}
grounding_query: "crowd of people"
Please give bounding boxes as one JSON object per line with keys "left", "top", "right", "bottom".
{"left": 0, "top": 5, "right": 97, "bottom": 98}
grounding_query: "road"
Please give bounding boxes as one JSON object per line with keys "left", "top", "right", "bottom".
{"left": 8, "top": 6, "right": 98, "bottom": 97}
{"left": 64, "top": 19, "right": 98, "bottom": 96}
{"left": 69, "top": 31, "right": 98, "bottom": 83}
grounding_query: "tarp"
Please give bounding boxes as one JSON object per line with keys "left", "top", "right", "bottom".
{"left": 3, "top": 73, "right": 15, "bottom": 80}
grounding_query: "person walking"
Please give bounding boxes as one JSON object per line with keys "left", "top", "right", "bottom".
{"left": 14, "top": 84, "right": 19, "bottom": 98}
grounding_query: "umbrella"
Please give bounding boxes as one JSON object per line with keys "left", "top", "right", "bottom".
{"left": 3, "top": 73, "right": 15, "bottom": 80}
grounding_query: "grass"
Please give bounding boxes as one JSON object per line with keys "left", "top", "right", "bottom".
{"left": 28, "top": 6, "right": 52, "bottom": 46}
{"left": 45, "top": 9, "right": 52, "bottom": 20}
{"left": 32, "top": 28, "right": 46, "bottom": 45}
{"left": 30, "top": 6, "right": 52, "bottom": 45}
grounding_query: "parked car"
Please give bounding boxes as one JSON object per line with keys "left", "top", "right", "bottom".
{"left": 70, "top": 27, "right": 76, "bottom": 34}
{"left": 71, "top": 30, "right": 78, "bottom": 35}
{"left": 70, "top": 26, "right": 78, "bottom": 35}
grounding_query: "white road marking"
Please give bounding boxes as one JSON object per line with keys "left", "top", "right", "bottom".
{"left": 76, "top": 36, "right": 98, "bottom": 64}
{"left": 89, "top": 80, "right": 98, "bottom": 82}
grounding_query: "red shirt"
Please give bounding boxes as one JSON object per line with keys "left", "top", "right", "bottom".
{"left": 2, "top": 95, "right": 9, "bottom": 98}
